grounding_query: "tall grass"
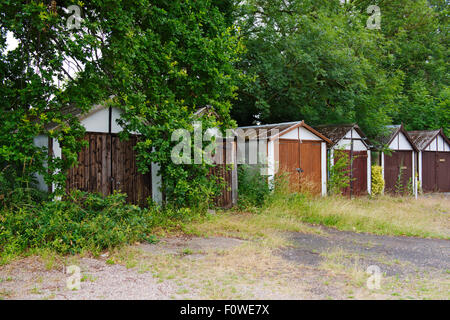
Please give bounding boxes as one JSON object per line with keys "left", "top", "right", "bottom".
{"left": 264, "top": 190, "right": 450, "bottom": 239}
{"left": 189, "top": 172, "right": 449, "bottom": 241}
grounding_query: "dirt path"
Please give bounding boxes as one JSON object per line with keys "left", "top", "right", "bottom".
{"left": 281, "top": 227, "right": 450, "bottom": 277}
{"left": 0, "top": 256, "right": 177, "bottom": 300}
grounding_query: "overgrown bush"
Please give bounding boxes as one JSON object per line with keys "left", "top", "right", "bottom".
{"left": 237, "top": 164, "right": 271, "bottom": 209}
{"left": 371, "top": 165, "right": 384, "bottom": 196}
{"left": 0, "top": 191, "right": 158, "bottom": 260}
{"left": 0, "top": 165, "right": 48, "bottom": 208}
{"left": 328, "top": 149, "right": 352, "bottom": 195}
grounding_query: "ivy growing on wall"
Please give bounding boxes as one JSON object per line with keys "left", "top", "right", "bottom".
{"left": 1, "top": 1, "right": 244, "bottom": 208}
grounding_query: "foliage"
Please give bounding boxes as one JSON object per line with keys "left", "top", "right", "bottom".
{"left": 371, "top": 165, "right": 384, "bottom": 196}
{"left": 0, "top": 191, "right": 158, "bottom": 260}
{"left": 416, "top": 173, "right": 423, "bottom": 195}
{"left": 1, "top": 1, "right": 245, "bottom": 208}
{"left": 237, "top": 164, "right": 271, "bottom": 209}
{"left": 0, "top": 1, "right": 94, "bottom": 197}
{"left": 347, "top": 0, "right": 449, "bottom": 135}
{"left": 328, "top": 149, "right": 353, "bottom": 195}
{"left": 394, "top": 163, "right": 405, "bottom": 195}
{"left": 231, "top": 0, "right": 449, "bottom": 138}
{"left": 231, "top": 0, "right": 402, "bottom": 138}
{"left": 104, "top": 0, "right": 245, "bottom": 208}
{"left": 407, "top": 177, "right": 414, "bottom": 197}
{"left": 0, "top": 165, "right": 48, "bottom": 208}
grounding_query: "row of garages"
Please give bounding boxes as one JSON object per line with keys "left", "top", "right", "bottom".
{"left": 35, "top": 104, "right": 449, "bottom": 207}
{"left": 238, "top": 122, "right": 450, "bottom": 197}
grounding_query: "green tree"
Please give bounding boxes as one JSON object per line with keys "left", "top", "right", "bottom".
{"left": 1, "top": 0, "right": 244, "bottom": 208}
{"left": 351, "top": 0, "right": 449, "bottom": 134}
{"left": 231, "top": 0, "right": 403, "bottom": 138}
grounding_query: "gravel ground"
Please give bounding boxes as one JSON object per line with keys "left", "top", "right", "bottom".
{"left": 139, "top": 236, "right": 247, "bottom": 256}
{"left": 0, "top": 256, "right": 177, "bottom": 300}
{"left": 281, "top": 226, "right": 450, "bottom": 277}
{"left": 1, "top": 231, "right": 449, "bottom": 300}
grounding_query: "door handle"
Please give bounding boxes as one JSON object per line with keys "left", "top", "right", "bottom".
{"left": 296, "top": 168, "right": 303, "bottom": 173}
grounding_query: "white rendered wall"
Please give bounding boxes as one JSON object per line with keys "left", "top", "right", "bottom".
{"left": 33, "top": 135, "right": 49, "bottom": 191}
{"left": 151, "top": 155, "right": 162, "bottom": 205}
{"left": 367, "top": 150, "right": 371, "bottom": 195}
{"left": 334, "top": 129, "right": 367, "bottom": 151}
{"left": 389, "top": 132, "right": 413, "bottom": 151}
{"left": 321, "top": 141, "right": 327, "bottom": 196}
{"left": 425, "top": 135, "right": 450, "bottom": 152}
{"left": 79, "top": 106, "right": 124, "bottom": 133}
{"left": 80, "top": 107, "right": 110, "bottom": 132}
{"left": 280, "top": 128, "right": 298, "bottom": 140}
{"left": 412, "top": 151, "right": 416, "bottom": 192}
{"left": 51, "top": 138, "right": 62, "bottom": 193}
{"left": 418, "top": 151, "right": 423, "bottom": 186}
{"left": 267, "top": 140, "right": 276, "bottom": 188}
{"left": 111, "top": 107, "right": 123, "bottom": 133}
{"left": 298, "top": 127, "right": 321, "bottom": 141}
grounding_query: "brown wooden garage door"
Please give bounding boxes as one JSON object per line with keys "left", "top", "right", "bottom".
{"left": 66, "top": 132, "right": 152, "bottom": 206}
{"left": 422, "top": 151, "right": 450, "bottom": 192}
{"left": 208, "top": 143, "right": 234, "bottom": 208}
{"left": 422, "top": 152, "right": 436, "bottom": 192}
{"left": 384, "top": 151, "right": 413, "bottom": 194}
{"left": 278, "top": 139, "right": 321, "bottom": 194}
{"left": 336, "top": 150, "right": 368, "bottom": 196}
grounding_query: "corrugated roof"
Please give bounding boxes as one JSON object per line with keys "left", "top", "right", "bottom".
{"left": 314, "top": 124, "right": 370, "bottom": 147}
{"left": 377, "top": 125, "right": 401, "bottom": 146}
{"left": 372, "top": 124, "right": 418, "bottom": 152}
{"left": 237, "top": 121, "right": 332, "bottom": 144}
{"left": 314, "top": 125, "right": 354, "bottom": 143}
{"left": 408, "top": 129, "right": 442, "bottom": 150}
{"left": 237, "top": 121, "right": 302, "bottom": 140}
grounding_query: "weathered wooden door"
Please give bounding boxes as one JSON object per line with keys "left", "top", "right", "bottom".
{"left": 337, "top": 150, "right": 368, "bottom": 196}
{"left": 67, "top": 133, "right": 112, "bottom": 196}
{"left": 208, "top": 143, "right": 234, "bottom": 208}
{"left": 422, "top": 152, "right": 436, "bottom": 192}
{"left": 436, "top": 152, "right": 450, "bottom": 192}
{"left": 278, "top": 139, "right": 321, "bottom": 194}
{"left": 278, "top": 139, "right": 301, "bottom": 190}
{"left": 111, "top": 135, "right": 152, "bottom": 206}
{"left": 299, "top": 141, "right": 322, "bottom": 194}
{"left": 384, "top": 151, "right": 413, "bottom": 194}
{"left": 423, "top": 152, "right": 450, "bottom": 192}
{"left": 67, "top": 132, "right": 151, "bottom": 206}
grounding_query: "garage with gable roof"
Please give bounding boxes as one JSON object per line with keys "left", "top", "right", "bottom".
{"left": 374, "top": 124, "right": 418, "bottom": 195}
{"left": 409, "top": 129, "right": 450, "bottom": 193}
{"left": 237, "top": 121, "right": 332, "bottom": 196}
{"left": 315, "top": 124, "right": 372, "bottom": 196}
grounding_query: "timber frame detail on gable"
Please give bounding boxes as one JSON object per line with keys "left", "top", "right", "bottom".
{"left": 408, "top": 128, "right": 450, "bottom": 151}
{"left": 374, "top": 124, "right": 418, "bottom": 152}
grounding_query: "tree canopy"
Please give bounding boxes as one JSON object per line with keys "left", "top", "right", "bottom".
{"left": 231, "top": 0, "right": 449, "bottom": 137}
{"left": 1, "top": 0, "right": 243, "bottom": 206}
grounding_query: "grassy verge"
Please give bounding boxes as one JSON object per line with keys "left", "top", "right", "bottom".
{"left": 266, "top": 193, "right": 449, "bottom": 239}
{"left": 185, "top": 193, "right": 449, "bottom": 241}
